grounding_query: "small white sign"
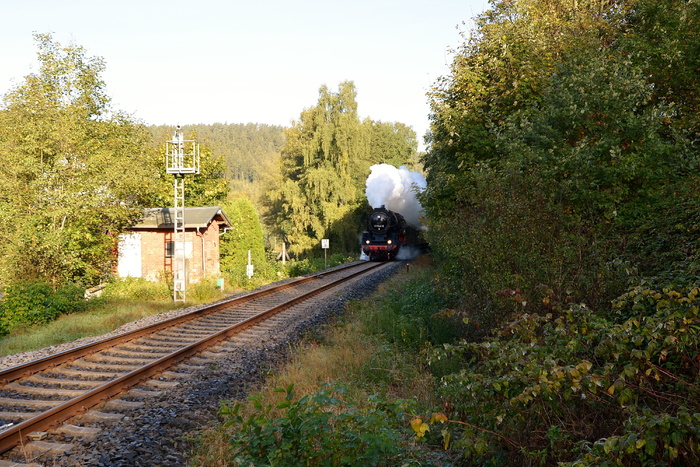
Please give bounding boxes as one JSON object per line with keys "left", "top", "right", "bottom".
{"left": 246, "top": 264, "right": 254, "bottom": 278}
{"left": 321, "top": 239, "right": 330, "bottom": 249}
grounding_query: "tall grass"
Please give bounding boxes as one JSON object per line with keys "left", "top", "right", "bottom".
{"left": 0, "top": 299, "right": 179, "bottom": 358}
{"left": 0, "top": 277, "right": 232, "bottom": 358}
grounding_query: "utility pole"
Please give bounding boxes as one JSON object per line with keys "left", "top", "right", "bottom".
{"left": 165, "top": 126, "right": 200, "bottom": 302}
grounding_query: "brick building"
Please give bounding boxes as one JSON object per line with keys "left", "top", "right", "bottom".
{"left": 117, "top": 206, "right": 231, "bottom": 284}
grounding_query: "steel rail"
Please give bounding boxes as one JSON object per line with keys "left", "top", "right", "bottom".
{"left": 0, "top": 261, "right": 384, "bottom": 454}
{"left": 0, "top": 261, "right": 371, "bottom": 385}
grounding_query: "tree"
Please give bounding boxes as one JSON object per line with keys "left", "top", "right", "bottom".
{"left": 265, "top": 81, "right": 419, "bottom": 256}
{"left": 0, "top": 33, "right": 159, "bottom": 286}
{"left": 364, "top": 120, "right": 420, "bottom": 174}
{"left": 421, "top": 0, "right": 697, "bottom": 319}
{"left": 616, "top": 0, "right": 700, "bottom": 139}
{"left": 265, "top": 82, "right": 365, "bottom": 255}
{"left": 423, "top": 0, "right": 614, "bottom": 215}
{"left": 219, "top": 195, "right": 271, "bottom": 287}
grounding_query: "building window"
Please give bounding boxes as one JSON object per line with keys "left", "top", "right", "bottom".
{"left": 165, "top": 241, "right": 174, "bottom": 258}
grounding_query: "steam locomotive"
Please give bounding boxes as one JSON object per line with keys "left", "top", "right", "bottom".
{"left": 361, "top": 206, "right": 421, "bottom": 261}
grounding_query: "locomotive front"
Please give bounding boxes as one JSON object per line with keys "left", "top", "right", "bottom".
{"left": 361, "top": 206, "right": 406, "bottom": 260}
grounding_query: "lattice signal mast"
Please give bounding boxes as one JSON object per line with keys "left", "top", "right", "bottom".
{"left": 165, "top": 126, "right": 200, "bottom": 302}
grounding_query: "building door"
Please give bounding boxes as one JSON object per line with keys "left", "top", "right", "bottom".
{"left": 118, "top": 233, "right": 142, "bottom": 278}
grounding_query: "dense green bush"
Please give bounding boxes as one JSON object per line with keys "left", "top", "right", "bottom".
{"left": 186, "top": 278, "right": 225, "bottom": 303}
{"left": 423, "top": 283, "right": 700, "bottom": 465}
{"left": 362, "top": 278, "right": 460, "bottom": 349}
{"left": 222, "top": 384, "right": 411, "bottom": 466}
{"left": 0, "top": 280, "right": 87, "bottom": 334}
{"left": 51, "top": 283, "right": 88, "bottom": 315}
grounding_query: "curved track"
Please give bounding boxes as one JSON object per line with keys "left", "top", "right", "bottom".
{"left": 0, "top": 261, "right": 386, "bottom": 454}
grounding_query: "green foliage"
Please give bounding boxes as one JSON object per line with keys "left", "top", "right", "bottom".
{"left": 426, "top": 282, "right": 700, "bottom": 465}
{"left": 49, "top": 282, "right": 88, "bottom": 315}
{"left": 499, "top": 50, "right": 678, "bottom": 218}
{"left": 569, "top": 408, "right": 700, "bottom": 466}
{"left": 221, "top": 384, "right": 410, "bottom": 466}
{"left": 0, "top": 280, "right": 87, "bottom": 334}
{"left": 186, "top": 277, "right": 225, "bottom": 303}
{"left": 367, "top": 121, "right": 420, "bottom": 171}
{"left": 101, "top": 277, "right": 171, "bottom": 302}
{"left": 417, "top": 2, "right": 700, "bottom": 464}
{"left": 616, "top": 0, "right": 700, "bottom": 139}
{"left": 362, "top": 278, "right": 455, "bottom": 348}
{"left": 421, "top": 0, "right": 700, "bottom": 332}
{"left": 220, "top": 195, "right": 275, "bottom": 288}
{"left": 0, "top": 33, "right": 161, "bottom": 287}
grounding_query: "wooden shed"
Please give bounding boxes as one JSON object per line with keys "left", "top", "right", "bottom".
{"left": 117, "top": 206, "right": 231, "bottom": 283}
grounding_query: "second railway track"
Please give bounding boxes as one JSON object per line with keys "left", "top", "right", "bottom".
{"left": 0, "top": 260, "right": 394, "bottom": 462}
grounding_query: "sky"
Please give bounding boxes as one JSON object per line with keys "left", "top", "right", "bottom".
{"left": 0, "top": 0, "right": 489, "bottom": 150}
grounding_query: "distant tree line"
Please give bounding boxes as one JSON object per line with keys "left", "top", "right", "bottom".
{"left": 148, "top": 123, "right": 286, "bottom": 199}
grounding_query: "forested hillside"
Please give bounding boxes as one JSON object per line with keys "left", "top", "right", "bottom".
{"left": 418, "top": 0, "right": 700, "bottom": 464}
{"left": 148, "top": 123, "right": 286, "bottom": 199}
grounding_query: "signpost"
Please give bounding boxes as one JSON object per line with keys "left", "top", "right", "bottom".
{"left": 247, "top": 250, "right": 254, "bottom": 279}
{"left": 321, "top": 239, "right": 329, "bottom": 269}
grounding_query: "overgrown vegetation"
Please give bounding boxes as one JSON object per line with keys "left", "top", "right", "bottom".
{"left": 417, "top": 0, "right": 700, "bottom": 464}
{"left": 221, "top": 384, "right": 409, "bottom": 466}
{"left": 0, "top": 281, "right": 86, "bottom": 336}
{"left": 0, "top": 295, "right": 177, "bottom": 358}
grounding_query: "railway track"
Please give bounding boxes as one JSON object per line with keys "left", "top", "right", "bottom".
{"left": 0, "top": 261, "right": 388, "bottom": 456}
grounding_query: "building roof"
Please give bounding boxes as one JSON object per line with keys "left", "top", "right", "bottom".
{"left": 131, "top": 206, "right": 231, "bottom": 230}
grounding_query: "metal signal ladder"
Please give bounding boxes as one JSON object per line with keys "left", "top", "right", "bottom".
{"left": 166, "top": 126, "right": 199, "bottom": 302}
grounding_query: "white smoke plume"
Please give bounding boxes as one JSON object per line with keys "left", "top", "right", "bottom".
{"left": 365, "top": 163, "right": 426, "bottom": 228}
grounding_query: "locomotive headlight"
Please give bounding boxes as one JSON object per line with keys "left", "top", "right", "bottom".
{"left": 365, "top": 240, "right": 370, "bottom": 244}
{"left": 387, "top": 239, "right": 392, "bottom": 244}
